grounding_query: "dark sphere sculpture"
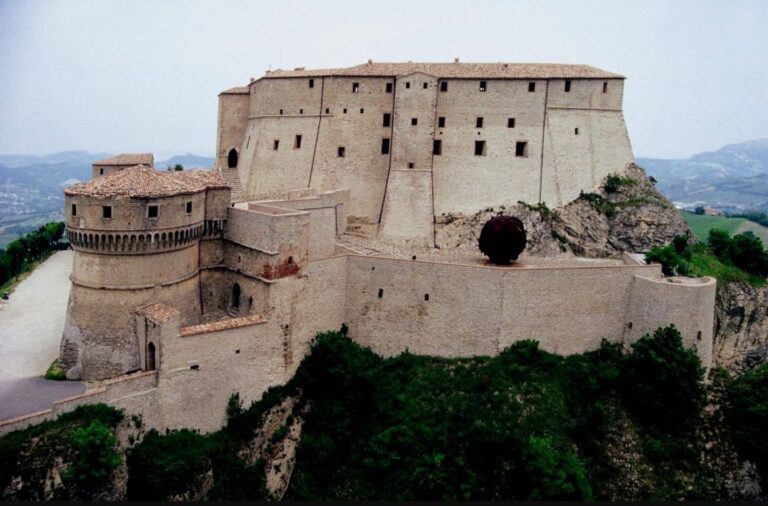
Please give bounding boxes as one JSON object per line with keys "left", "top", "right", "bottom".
{"left": 478, "top": 216, "right": 527, "bottom": 264}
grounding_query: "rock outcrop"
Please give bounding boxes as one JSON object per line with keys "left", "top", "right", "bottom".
{"left": 714, "top": 282, "right": 768, "bottom": 373}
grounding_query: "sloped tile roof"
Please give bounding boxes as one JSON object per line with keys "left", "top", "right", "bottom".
{"left": 135, "top": 303, "right": 179, "bottom": 325}
{"left": 65, "top": 165, "right": 230, "bottom": 198}
{"left": 220, "top": 86, "right": 250, "bottom": 95}
{"left": 93, "top": 153, "right": 155, "bottom": 166}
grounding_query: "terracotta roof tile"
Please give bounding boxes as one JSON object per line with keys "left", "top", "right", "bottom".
{"left": 93, "top": 153, "right": 154, "bottom": 166}
{"left": 64, "top": 165, "right": 230, "bottom": 198}
{"left": 220, "top": 86, "right": 250, "bottom": 95}
{"left": 180, "top": 314, "right": 266, "bottom": 336}
{"left": 260, "top": 62, "right": 623, "bottom": 80}
{"left": 135, "top": 303, "right": 179, "bottom": 324}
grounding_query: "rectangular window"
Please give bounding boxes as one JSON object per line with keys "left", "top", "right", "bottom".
{"left": 299, "top": 108, "right": 303, "bottom": 115}
{"left": 273, "top": 139, "right": 279, "bottom": 150}
{"left": 508, "top": 118, "right": 515, "bottom": 128}
{"left": 411, "top": 117, "right": 418, "bottom": 126}
{"left": 408, "top": 162, "right": 414, "bottom": 169}
{"left": 476, "top": 117, "right": 484, "bottom": 128}
{"left": 148, "top": 205, "right": 158, "bottom": 218}
{"left": 185, "top": 201, "right": 192, "bottom": 214}
{"left": 479, "top": 80, "right": 487, "bottom": 92}
{"left": 360, "top": 108, "right": 364, "bottom": 114}
{"left": 381, "top": 138, "right": 390, "bottom": 154}
{"left": 102, "top": 206, "right": 112, "bottom": 219}
{"left": 99, "top": 168, "right": 104, "bottom": 175}
{"left": 383, "top": 113, "right": 391, "bottom": 127}
{"left": 309, "top": 78, "right": 314, "bottom": 88}
{"left": 279, "top": 109, "right": 283, "bottom": 115}
{"left": 343, "top": 108, "right": 347, "bottom": 114}
{"left": 564, "top": 80, "right": 571, "bottom": 92}
{"left": 325, "top": 107, "right": 329, "bottom": 114}
{"left": 574, "top": 128, "right": 579, "bottom": 135}
{"left": 474, "top": 140, "right": 486, "bottom": 156}
{"left": 405, "top": 82, "right": 411, "bottom": 89}
{"left": 386, "top": 82, "right": 393, "bottom": 93}
{"left": 295, "top": 134, "right": 302, "bottom": 149}
{"left": 71, "top": 203, "right": 77, "bottom": 216}
{"left": 433, "top": 139, "right": 442, "bottom": 156}
{"left": 352, "top": 82, "right": 359, "bottom": 93}
{"left": 440, "top": 81, "right": 448, "bottom": 92}
{"left": 423, "top": 82, "right": 428, "bottom": 89}
{"left": 528, "top": 82, "right": 536, "bottom": 92}
{"left": 603, "top": 81, "right": 608, "bottom": 93}
{"left": 438, "top": 116, "right": 445, "bottom": 128}
{"left": 338, "top": 146, "right": 345, "bottom": 157}
{"left": 515, "top": 141, "right": 528, "bottom": 157}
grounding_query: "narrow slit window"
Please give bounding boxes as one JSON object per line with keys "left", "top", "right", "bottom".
{"left": 338, "top": 146, "right": 345, "bottom": 157}
{"left": 433, "top": 139, "right": 442, "bottom": 156}
{"left": 438, "top": 116, "right": 445, "bottom": 128}
{"left": 424, "top": 294, "right": 429, "bottom": 301}
{"left": 185, "top": 201, "right": 192, "bottom": 214}
{"left": 295, "top": 134, "right": 302, "bottom": 149}
{"left": 440, "top": 81, "right": 448, "bottom": 92}
{"left": 411, "top": 117, "right": 418, "bottom": 126}
{"left": 405, "top": 82, "right": 411, "bottom": 89}
{"left": 479, "top": 80, "right": 487, "bottom": 92}
{"left": 102, "top": 206, "right": 112, "bottom": 219}
{"left": 360, "top": 108, "right": 364, "bottom": 114}
{"left": 343, "top": 108, "right": 347, "bottom": 114}
{"left": 309, "top": 78, "right": 314, "bottom": 88}
{"left": 99, "top": 168, "right": 104, "bottom": 175}
{"left": 423, "top": 82, "right": 428, "bottom": 89}
{"left": 508, "top": 118, "right": 515, "bottom": 128}
{"left": 474, "top": 140, "right": 486, "bottom": 156}
{"left": 603, "top": 81, "right": 608, "bottom": 93}
{"left": 71, "top": 203, "right": 77, "bottom": 216}
{"left": 383, "top": 113, "right": 391, "bottom": 127}
{"left": 515, "top": 141, "right": 528, "bottom": 157}
{"left": 381, "top": 138, "right": 390, "bottom": 154}
{"left": 352, "top": 82, "right": 359, "bottom": 93}
{"left": 148, "top": 205, "right": 158, "bottom": 218}
{"left": 273, "top": 139, "right": 279, "bottom": 150}
{"left": 378, "top": 288, "right": 383, "bottom": 298}
{"left": 279, "top": 109, "right": 283, "bottom": 115}
{"left": 528, "top": 81, "right": 536, "bottom": 92}
{"left": 325, "top": 107, "right": 330, "bottom": 114}
{"left": 299, "top": 108, "right": 303, "bottom": 115}
{"left": 476, "top": 117, "right": 484, "bottom": 128}
{"left": 574, "top": 128, "right": 579, "bottom": 135}
{"left": 386, "top": 82, "right": 393, "bottom": 93}
{"left": 564, "top": 80, "right": 571, "bottom": 92}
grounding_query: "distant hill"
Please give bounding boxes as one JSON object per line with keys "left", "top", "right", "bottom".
{"left": 156, "top": 154, "right": 215, "bottom": 170}
{"left": 639, "top": 139, "right": 768, "bottom": 213}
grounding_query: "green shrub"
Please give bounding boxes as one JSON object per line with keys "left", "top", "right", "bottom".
{"left": 603, "top": 174, "right": 636, "bottom": 193}
{"left": 725, "top": 363, "right": 768, "bottom": 473}
{"left": 645, "top": 242, "right": 690, "bottom": 276}
{"left": 44, "top": 359, "right": 66, "bottom": 381}
{"left": 68, "top": 420, "right": 121, "bottom": 488}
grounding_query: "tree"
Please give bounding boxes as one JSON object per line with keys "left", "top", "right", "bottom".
{"left": 725, "top": 363, "right": 768, "bottom": 473}
{"left": 694, "top": 206, "right": 705, "bottom": 215}
{"left": 68, "top": 420, "right": 121, "bottom": 489}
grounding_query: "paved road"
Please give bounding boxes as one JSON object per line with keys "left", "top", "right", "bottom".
{"left": 0, "top": 250, "right": 85, "bottom": 420}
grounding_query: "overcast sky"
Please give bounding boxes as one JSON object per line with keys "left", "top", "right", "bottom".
{"left": 0, "top": 0, "right": 766, "bottom": 159}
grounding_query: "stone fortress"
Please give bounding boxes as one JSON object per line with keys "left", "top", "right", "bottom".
{"left": 1, "top": 61, "right": 715, "bottom": 434}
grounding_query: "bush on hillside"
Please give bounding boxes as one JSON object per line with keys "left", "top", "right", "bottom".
{"left": 725, "top": 363, "right": 768, "bottom": 474}
{"left": 68, "top": 420, "right": 121, "bottom": 488}
{"left": 707, "top": 228, "right": 768, "bottom": 277}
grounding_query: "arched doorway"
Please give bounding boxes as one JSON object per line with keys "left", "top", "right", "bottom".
{"left": 232, "top": 283, "right": 241, "bottom": 309}
{"left": 147, "top": 342, "right": 156, "bottom": 371}
{"left": 227, "top": 148, "right": 238, "bottom": 168}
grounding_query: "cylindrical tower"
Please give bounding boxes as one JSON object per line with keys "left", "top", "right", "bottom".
{"left": 60, "top": 165, "right": 229, "bottom": 380}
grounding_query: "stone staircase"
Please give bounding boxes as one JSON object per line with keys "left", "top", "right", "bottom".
{"left": 220, "top": 167, "right": 244, "bottom": 200}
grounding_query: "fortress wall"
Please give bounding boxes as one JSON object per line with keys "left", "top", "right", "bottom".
{"left": 432, "top": 79, "right": 547, "bottom": 216}
{"left": 199, "top": 266, "right": 270, "bottom": 317}
{"left": 345, "top": 255, "right": 670, "bottom": 358}
{"left": 627, "top": 274, "right": 717, "bottom": 367}
{"left": 540, "top": 109, "right": 634, "bottom": 205}
{"left": 216, "top": 91, "right": 250, "bottom": 169}
{"left": 546, "top": 78, "right": 624, "bottom": 110}
{"left": 204, "top": 188, "right": 232, "bottom": 221}
{"left": 378, "top": 170, "right": 434, "bottom": 244}
{"left": 391, "top": 73, "right": 438, "bottom": 171}
{"left": 226, "top": 205, "right": 309, "bottom": 257}
{"left": 199, "top": 237, "right": 225, "bottom": 268}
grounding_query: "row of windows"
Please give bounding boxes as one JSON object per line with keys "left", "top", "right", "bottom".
{"left": 71, "top": 202, "right": 193, "bottom": 219}
{"left": 308, "top": 78, "right": 609, "bottom": 94}
{"left": 333, "top": 139, "right": 529, "bottom": 159}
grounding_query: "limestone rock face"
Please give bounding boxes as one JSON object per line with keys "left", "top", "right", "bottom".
{"left": 714, "top": 282, "right": 768, "bottom": 373}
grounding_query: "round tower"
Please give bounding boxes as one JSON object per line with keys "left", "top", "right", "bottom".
{"left": 60, "top": 165, "right": 229, "bottom": 380}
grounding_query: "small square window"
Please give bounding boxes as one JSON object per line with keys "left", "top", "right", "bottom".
{"left": 574, "top": 128, "right": 579, "bottom": 135}
{"left": 295, "top": 134, "right": 302, "bottom": 149}
{"left": 476, "top": 117, "right": 484, "bottom": 128}
{"left": 309, "top": 78, "right": 314, "bottom": 88}
{"left": 360, "top": 108, "right": 364, "bottom": 114}
{"left": 507, "top": 118, "right": 515, "bottom": 128}
{"left": 515, "top": 141, "right": 528, "bottom": 157}
{"left": 102, "top": 206, "right": 112, "bottom": 219}
{"left": 99, "top": 168, "right": 104, "bottom": 175}
{"left": 279, "top": 109, "right": 283, "bottom": 115}
{"left": 433, "top": 139, "right": 442, "bottom": 156}
{"left": 148, "top": 205, "right": 158, "bottom": 218}
{"left": 386, "top": 82, "right": 393, "bottom": 93}
{"left": 338, "top": 146, "right": 345, "bottom": 157}
{"left": 405, "top": 82, "right": 411, "bottom": 89}
{"left": 352, "top": 82, "right": 359, "bottom": 93}
{"left": 343, "top": 108, "right": 347, "bottom": 114}
{"left": 299, "top": 108, "right": 303, "bottom": 114}
{"left": 185, "top": 201, "right": 192, "bottom": 214}
{"left": 438, "top": 117, "right": 445, "bottom": 128}
{"left": 411, "top": 117, "right": 418, "bottom": 126}
{"left": 603, "top": 81, "right": 608, "bottom": 93}
{"left": 273, "top": 139, "right": 279, "bottom": 150}
{"left": 423, "top": 82, "right": 428, "bottom": 89}
{"left": 474, "top": 140, "right": 486, "bottom": 156}
{"left": 440, "top": 81, "right": 448, "bottom": 92}
{"left": 479, "top": 80, "right": 487, "bottom": 92}
{"left": 325, "top": 108, "right": 330, "bottom": 114}
{"left": 408, "top": 162, "right": 414, "bottom": 169}
{"left": 381, "top": 138, "right": 390, "bottom": 154}
{"left": 528, "top": 82, "right": 536, "bottom": 92}
{"left": 383, "top": 113, "right": 391, "bottom": 127}
{"left": 564, "top": 80, "right": 571, "bottom": 92}
{"left": 71, "top": 203, "right": 77, "bottom": 216}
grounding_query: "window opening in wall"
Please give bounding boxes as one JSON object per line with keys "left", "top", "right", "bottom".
{"left": 565, "top": 80, "right": 571, "bottom": 92}
{"left": 383, "top": 113, "right": 391, "bottom": 127}
{"left": 102, "top": 206, "right": 112, "bottom": 219}
{"left": 476, "top": 117, "right": 484, "bottom": 128}
{"left": 408, "top": 162, "right": 414, "bottom": 169}
{"left": 440, "top": 81, "right": 448, "bottom": 92}
{"left": 148, "top": 205, "right": 158, "bottom": 218}
{"left": 423, "top": 82, "right": 428, "bottom": 89}
{"left": 288, "top": 256, "right": 294, "bottom": 264}
{"left": 299, "top": 108, "right": 303, "bottom": 114}
{"left": 246, "top": 136, "right": 251, "bottom": 149}
{"left": 352, "top": 82, "right": 359, "bottom": 93}
{"left": 381, "top": 138, "right": 390, "bottom": 154}
{"left": 515, "top": 141, "right": 528, "bottom": 157}
{"left": 309, "top": 78, "right": 314, "bottom": 88}
{"left": 411, "top": 117, "right": 418, "bottom": 126}
{"left": 325, "top": 108, "right": 329, "bottom": 114}
{"left": 508, "top": 118, "right": 515, "bottom": 128}
{"left": 424, "top": 294, "right": 429, "bottom": 301}
{"left": 574, "top": 128, "right": 579, "bottom": 135}
{"left": 438, "top": 116, "right": 445, "bottom": 128}
{"left": 479, "top": 80, "right": 487, "bottom": 92}
{"left": 697, "top": 331, "right": 702, "bottom": 341}
{"left": 603, "top": 81, "right": 608, "bottom": 93}
{"left": 99, "top": 168, "right": 104, "bottom": 175}
{"left": 71, "top": 204, "right": 77, "bottom": 216}
{"left": 405, "top": 82, "right": 411, "bottom": 89}
{"left": 528, "top": 82, "right": 536, "bottom": 92}
{"left": 338, "top": 146, "right": 345, "bottom": 157}
{"left": 378, "top": 288, "right": 384, "bottom": 298}
{"left": 386, "top": 82, "right": 393, "bottom": 93}
{"left": 343, "top": 108, "right": 347, "bottom": 114}
{"left": 628, "top": 321, "right": 634, "bottom": 329}
{"left": 360, "top": 108, "right": 364, "bottom": 114}
{"left": 433, "top": 139, "right": 442, "bottom": 155}
{"left": 190, "top": 364, "right": 199, "bottom": 370}
{"left": 186, "top": 201, "right": 192, "bottom": 214}
{"left": 146, "top": 342, "right": 156, "bottom": 371}
{"left": 279, "top": 109, "right": 283, "bottom": 115}
{"left": 475, "top": 140, "right": 487, "bottom": 156}
{"left": 273, "top": 139, "right": 280, "bottom": 150}
{"left": 295, "top": 134, "right": 302, "bottom": 149}
{"left": 227, "top": 148, "right": 238, "bottom": 168}
{"left": 232, "top": 283, "right": 241, "bottom": 308}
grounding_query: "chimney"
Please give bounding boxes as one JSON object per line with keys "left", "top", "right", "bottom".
{"left": 367, "top": 59, "right": 373, "bottom": 64}
{"left": 454, "top": 57, "right": 460, "bottom": 63}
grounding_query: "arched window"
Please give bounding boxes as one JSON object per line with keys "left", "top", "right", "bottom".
{"left": 227, "top": 148, "right": 238, "bottom": 168}
{"left": 232, "top": 283, "right": 241, "bottom": 309}
{"left": 147, "top": 342, "right": 156, "bottom": 371}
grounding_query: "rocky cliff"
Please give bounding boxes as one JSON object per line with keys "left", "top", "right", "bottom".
{"left": 715, "top": 283, "right": 768, "bottom": 373}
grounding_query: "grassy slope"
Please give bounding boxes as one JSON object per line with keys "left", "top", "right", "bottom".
{"left": 682, "top": 210, "right": 768, "bottom": 244}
